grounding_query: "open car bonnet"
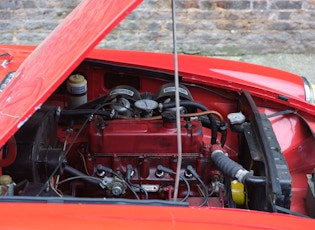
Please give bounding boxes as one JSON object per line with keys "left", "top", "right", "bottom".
{"left": 0, "top": 0, "right": 315, "bottom": 223}
{"left": 0, "top": 0, "right": 142, "bottom": 147}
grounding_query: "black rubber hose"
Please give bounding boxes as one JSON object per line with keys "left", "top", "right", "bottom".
{"left": 199, "top": 116, "right": 227, "bottom": 147}
{"left": 211, "top": 149, "right": 266, "bottom": 186}
{"left": 64, "top": 165, "right": 100, "bottom": 185}
{"left": 199, "top": 115, "right": 221, "bottom": 128}
{"left": 60, "top": 109, "right": 112, "bottom": 118}
{"left": 211, "top": 150, "right": 244, "bottom": 180}
{"left": 220, "top": 128, "right": 227, "bottom": 147}
{"left": 76, "top": 95, "right": 108, "bottom": 109}
{"left": 244, "top": 174, "right": 266, "bottom": 186}
{"left": 163, "top": 101, "right": 217, "bottom": 144}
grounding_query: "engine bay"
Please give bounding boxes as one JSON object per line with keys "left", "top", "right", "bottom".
{"left": 0, "top": 59, "right": 299, "bottom": 213}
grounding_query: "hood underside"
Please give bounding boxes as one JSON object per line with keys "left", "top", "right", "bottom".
{"left": 0, "top": 0, "right": 142, "bottom": 147}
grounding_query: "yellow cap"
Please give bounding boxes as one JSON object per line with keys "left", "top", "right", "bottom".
{"left": 231, "top": 180, "right": 245, "bottom": 206}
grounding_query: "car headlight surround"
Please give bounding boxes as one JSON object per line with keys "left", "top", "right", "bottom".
{"left": 302, "top": 76, "right": 315, "bottom": 104}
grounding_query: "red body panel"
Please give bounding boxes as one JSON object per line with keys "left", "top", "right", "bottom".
{"left": 86, "top": 49, "right": 313, "bottom": 112}
{"left": 1, "top": 46, "right": 313, "bottom": 139}
{"left": 0, "top": 0, "right": 143, "bottom": 147}
{"left": 1, "top": 203, "right": 315, "bottom": 230}
{"left": 0, "top": 0, "right": 314, "bottom": 227}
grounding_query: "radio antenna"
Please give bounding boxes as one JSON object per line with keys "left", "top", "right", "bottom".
{"left": 171, "top": 0, "right": 182, "bottom": 202}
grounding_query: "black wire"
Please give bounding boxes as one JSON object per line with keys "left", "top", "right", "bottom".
{"left": 182, "top": 82, "right": 237, "bottom": 101}
{"left": 186, "top": 165, "right": 209, "bottom": 207}
{"left": 97, "top": 165, "right": 140, "bottom": 200}
{"left": 0, "top": 196, "right": 188, "bottom": 206}
{"left": 220, "top": 128, "right": 227, "bottom": 147}
{"left": 110, "top": 170, "right": 140, "bottom": 200}
{"left": 266, "top": 108, "right": 314, "bottom": 138}
{"left": 36, "top": 103, "right": 109, "bottom": 196}
{"left": 127, "top": 182, "right": 149, "bottom": 200}
{"left": 136, "top": 160, "right": 148, "bottom": 199}
{"left": 266, "top": 109, "right": 295, "bottom": 118}
{"left": 156, "top": 165, "right": 191, "bottom": 202}
{"left": 178, "top": 175, "right": 190, "bottom": 202}
{"left": 195, "top": 175, "right": 209, "bottom": 207}
{"left": 59, "top": 109, "right": 109, "bottom": 117}
{"left": 56, "top": 175, "right": 103, "bottom": 186}
{"left": 125, "top": 164, "right": 148, "bottom": 200}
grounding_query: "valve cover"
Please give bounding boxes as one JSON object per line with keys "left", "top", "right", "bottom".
{"left": 89, "top": 119, "right": 203, "bottom": 156}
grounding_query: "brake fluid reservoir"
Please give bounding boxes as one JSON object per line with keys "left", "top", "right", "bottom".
{"left": 0, "top": 175, "right": 14, "bottom": 196}
{"left": 67, "top": 74, "right": 87, "bottom": 108}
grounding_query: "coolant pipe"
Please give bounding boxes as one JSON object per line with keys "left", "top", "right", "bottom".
{"left": 211, "top": 148, "right": 266, "bottom": 186}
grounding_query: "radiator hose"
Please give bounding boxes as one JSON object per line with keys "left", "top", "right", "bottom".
{"left": 210, "top": 145, "right": 265, "bottom": 186}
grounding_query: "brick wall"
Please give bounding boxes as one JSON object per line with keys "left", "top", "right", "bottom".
{"left": 1, "top": 0, "right": 315, "bottom": 55}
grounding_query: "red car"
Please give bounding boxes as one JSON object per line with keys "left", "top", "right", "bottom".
{"left": 0, "top": 0, "right": 314, "bottom": 229}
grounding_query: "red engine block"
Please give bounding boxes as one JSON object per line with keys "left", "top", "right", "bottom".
{"left": 89, "top": 118, "right": 203, "bottom": 156}
{"left": 87, "top": 117, "right": 208, "bottom": 177}
{"left": 86, "top": 117, "right": 210, "bottom": 200}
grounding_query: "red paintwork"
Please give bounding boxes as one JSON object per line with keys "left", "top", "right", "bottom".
{"left": 89, "top": 119, "right": 203, "bottom": 154}
{"left": 258, "top": 107, "right": 315, "bottom": 214}
{"left": 1, "top": 46, "right": 314, "bottom": 146}
{"left": 0, "top": 0, "right": 314, "bottom": 227}
{"left": 86, "top": 118, "right": 210, "bottom": 199}
{"left": 1, "top": 203, "right": 315, "bottom": 230}
{"left": 56, "top": 57, "right": 314, "bottom": 214}
{"left": 86, "top": 49, "right": 315, "bottom": 114}
{"left": 0, "top": 0, "right": 142, "bottom": 147}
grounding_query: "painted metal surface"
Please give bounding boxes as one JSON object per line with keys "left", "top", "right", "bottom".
{"left": 0, "top": 203, "right": 315, "bottom": 230}
{"left": 0, "top": 45, "right": 312, "bottom": 109}
{"left": 0, "top": 46, "right": 314, "bottom": 145}
{"left": 0, "top": 0, "right": 143, "bottom": 147}
{"left": 85, "top": 49, "right": 315, "bottom": 114}
{"left": 0, "top": 0, "right": 313, "bottom": 227}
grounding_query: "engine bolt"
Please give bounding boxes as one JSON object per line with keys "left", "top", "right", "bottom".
{"left": 155, "top": 169, "right": 164, "bottom": 178}
{"left": 184, "top": 170, "right": 193, "bottom": 178}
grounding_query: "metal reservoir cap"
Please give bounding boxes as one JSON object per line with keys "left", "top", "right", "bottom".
{"left": 227, "top": 112, "right": 246, "bottom": 125}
